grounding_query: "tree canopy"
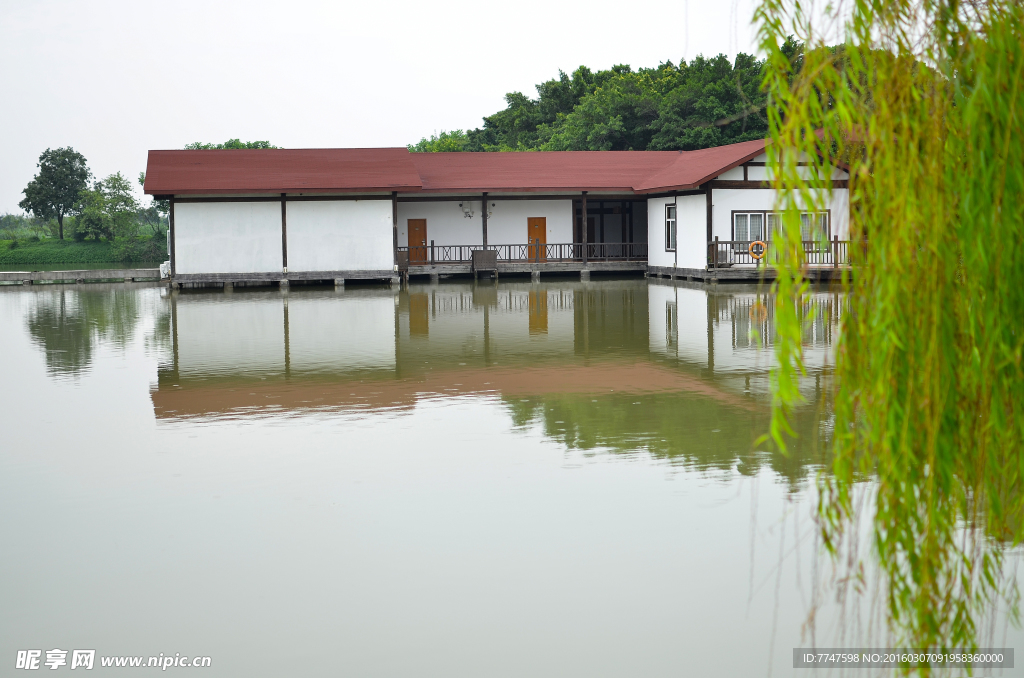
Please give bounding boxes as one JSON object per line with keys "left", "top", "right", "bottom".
{"left": 19, "top": 147, "right": 92, "bottom": 240}
{"left": 184, "top": 139, "right": 279, "bottom": 150}
{"left": 75, "top": 172, "right": 139, "bottom": 242}
{"left": 409, "top": 43, "right": 801, "bottom": 154}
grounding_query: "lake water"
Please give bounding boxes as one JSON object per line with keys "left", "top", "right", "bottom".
{"left": 1, "top": 279, "right": 1018, "bottom": 676}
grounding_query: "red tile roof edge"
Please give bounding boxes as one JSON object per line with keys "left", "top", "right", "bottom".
{"left": 143, "top": 141, "right": 772, "bottom": 196}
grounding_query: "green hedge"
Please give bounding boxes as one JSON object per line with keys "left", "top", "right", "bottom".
{"left": 0, "top": 237, "right": 167, "bottom": 265}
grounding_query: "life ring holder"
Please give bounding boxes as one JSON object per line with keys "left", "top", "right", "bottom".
{"left": 749, "top": 240, "right": 767, "bottom": 260}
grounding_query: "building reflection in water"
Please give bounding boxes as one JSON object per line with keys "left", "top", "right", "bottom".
{"left": 147, "top": 279, "right": 841, "bottom": 483}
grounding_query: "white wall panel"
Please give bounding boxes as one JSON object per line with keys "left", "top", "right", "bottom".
{"left": 287, "top": 200, "right": 393, "bottom": 272}
{"left": 710, "top": 189, "right": 849, "bottom": 241}
{"left": 676, "top": 194, "right": 708, "bottom": 269}
{"left": 646, "top": 197, "right": 674, "bottom": 268}
{"left": 397, "top": 201, "right": 481, "bottom": 248}
{"left": 175, "top": 202, "right": 282, "bottom": 274}
{"left": 647, "top": 195, "right": 706, "bottom": 269}
{"left": 487, "top": 200, "right": 573, "bottom": 244}
{"left": 396, "top": 200, "right": 573, "bottom": 247}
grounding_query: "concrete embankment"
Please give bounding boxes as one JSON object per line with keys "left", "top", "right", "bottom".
{"left": 0, "top": 268, "right": 163, "bottom": 284}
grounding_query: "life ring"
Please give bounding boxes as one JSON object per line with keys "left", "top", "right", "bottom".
{"left": 749, "top": 240, "right": 767, "bottom": 260}
{"left": 749, "top": 302, "right": 768, "bottom": 324}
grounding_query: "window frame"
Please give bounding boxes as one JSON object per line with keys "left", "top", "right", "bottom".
{"left": 730, "top": 209, "right": 831, "bottom": 244}
{"left": 665, "top": 203, "right": 677, "bottom": 252}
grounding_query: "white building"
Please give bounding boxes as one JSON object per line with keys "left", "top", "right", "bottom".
{"left": 142, "top": 140, "right": 849, "bottom": 286}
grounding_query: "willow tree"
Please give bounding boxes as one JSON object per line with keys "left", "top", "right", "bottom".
{"left": 756, "top": 0, "right": 1024, "bottom": 662}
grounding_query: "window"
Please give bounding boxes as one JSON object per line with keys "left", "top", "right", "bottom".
{"left": 733, "top": 212, "right": 766, "bottom": 250}
{"left": 733, "top": 211, "right": 829, "bottom": 245}
{"left": 665, "top": 204, "right": 677, "bottom": 251}
{"left": 800, "top": 212, "right": 830, "bottom": 244}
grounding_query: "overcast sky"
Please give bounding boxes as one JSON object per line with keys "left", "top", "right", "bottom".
{"left": 0, "top": 0, "right": 762, "bottom": 213}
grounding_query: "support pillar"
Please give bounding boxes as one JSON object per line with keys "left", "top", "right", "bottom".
{"left": 334, "top": 278, "right": 345, "bottom": 288}
{"left": 531, "top": 270, "right": 540, "bottom": 283}
{"left": 169, "top": 197, "right": 176, "bottom": 276}
{"left": 392, "top": 191, "right": 399, "bottom": 270}
{"left": 705, "top": 186, "right": 713, "bottom": 248}
{"left": 580, "top": 269, "right": 590, "bottom": 282}
{"left": 22, "top": 279, "right": 32, "bottom": 286}
{"left": 279, "top": 279, "right": 290, "bottom": 290}
{"left": 281, "top": 193, "right": 288, "bottom": 270}
{"left": 581, "top": 191, "right": 588, "bottom": 264}
{"left": 481, "top": 191, "right": 489, "bottom": 248}
{"left": 224, "top": 281, "right": 233, "bottom": 292}
{"left": 430, "top": 273, "right": 440, "bottom": 284}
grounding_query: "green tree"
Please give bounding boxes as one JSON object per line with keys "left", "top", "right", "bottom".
{"left": 19, "top": 147, "right": 91, "bottom": 240}
{"left": 408, "top": 130, "right": 468, "bottom": 152}
{"left": 647, "top": 53, "right": 769, "bottom": 150}
{"left": 184, "top": 139, "right": 279, "bottom": 150}
{"left": 759, "top": 0, "right": 1024, "bottom": 659}
{"left": 415, "top": 55, "right": 782, "bottom": 153}
{"left": 138, "top": 171, "right": 169, "bottom": 226}
{"left": 74, "top": 172, "right": 139, "bottom": 242}
{"left": 102, "top": 172, "right": 139, "bottom": 239}
{"left": 74, "top": 185, "right": 108, "bottom": 241}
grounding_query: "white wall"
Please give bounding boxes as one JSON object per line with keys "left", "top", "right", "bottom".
{"left": 647, "top": 195, "right": 707, "bottom": 270}
{"left": 710, "top": 188, "right": 849, "bottom": 241}
{"left": 396, "top": 200, "right": 573, "bottom": 247}
{"left": 287, "top": 200, "right": 393, "bottom": 272}
{"left": 744, "top": 153, "right": 849, "bottom": 181}
{"left": 647, "top": 197, "right": 674, "bottom": 269}
{"left": 676, "top": 195, "right": 707, "bottom": 269}
{"left": 175, "top": 202, "right": 282, "bottom": 274}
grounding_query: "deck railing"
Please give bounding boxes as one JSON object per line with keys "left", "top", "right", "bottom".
{"left": 708, "top": 237, "right": 851, "bottom": 268}
{"left": 398, "top": 242, "right": 648, "bottom": 265}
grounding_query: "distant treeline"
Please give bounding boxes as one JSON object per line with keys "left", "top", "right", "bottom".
{"left": 409, "top": 39, "right": 803, "bottom": 153}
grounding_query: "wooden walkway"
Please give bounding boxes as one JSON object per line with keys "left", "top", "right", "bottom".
{"left": 647, "top": 264, "right": 848, "bottom": 284}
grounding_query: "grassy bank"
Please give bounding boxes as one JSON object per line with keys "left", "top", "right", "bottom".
{"left": 0, "top": 237, "right": 167, "bottom": 266}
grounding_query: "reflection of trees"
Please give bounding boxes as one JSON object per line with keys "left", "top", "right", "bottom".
{"left": 27, "top": 290, "right": 93, "bottom": 377}
{"left": 505, "top": 391, "right": 830, "bottom": 488}
{"left": 26, "top": 287, "right": 143, "bottom": 378}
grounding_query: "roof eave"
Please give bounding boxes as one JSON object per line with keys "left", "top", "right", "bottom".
{"left": 145, "top": 186, "right": 423, "bottom": 196}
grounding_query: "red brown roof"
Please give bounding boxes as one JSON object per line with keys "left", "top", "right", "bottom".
{"left": 144, "top": 141, "right": 768, "bottom": 196}
{"left": 143, "top": 148, "right": 421, "bottom": 195}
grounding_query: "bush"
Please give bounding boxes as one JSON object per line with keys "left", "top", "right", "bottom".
{"left": 0, "top": 236, "right": 167, "bottom": 265}
{"left": 111, "top": 236, "right": 166, "bottom": 263}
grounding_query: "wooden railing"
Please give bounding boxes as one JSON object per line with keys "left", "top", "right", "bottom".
{"left": 708, "top": 237, "right": 851, "bottom": 268}
{"left": 397, "top": 242, "right": 648, "bottom": 265}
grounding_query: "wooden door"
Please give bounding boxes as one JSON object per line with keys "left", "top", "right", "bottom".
{"left": 408, "top": 219, "right": 427, "bottom": 264}
{"left": 527, "top": 217, "right": 547, "bottom": 261}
